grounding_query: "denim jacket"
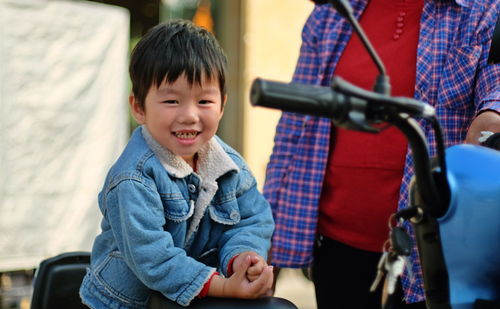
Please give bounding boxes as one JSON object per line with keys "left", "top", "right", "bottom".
{"left": 79, "top": 126, "right": 274, "bottom": 308}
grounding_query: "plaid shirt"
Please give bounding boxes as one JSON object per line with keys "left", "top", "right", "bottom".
{"left": 263, "top": 0, "right": 500, "bottom": 302}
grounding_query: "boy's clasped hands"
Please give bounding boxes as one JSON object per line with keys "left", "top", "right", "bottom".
{"left": 208, "top": 251, "right": 274, "bottom": 299}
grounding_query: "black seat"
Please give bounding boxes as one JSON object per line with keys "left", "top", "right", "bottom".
{"left": 31, "top": 251, "right": 90, "bottom": 309}
{"left": 148, "top": 291, "right": 298, "bottom": 309}
{"left": 29, "top": 251, "right": 297, "bottom": 309}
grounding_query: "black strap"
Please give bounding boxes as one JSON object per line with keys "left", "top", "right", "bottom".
{"left": 474, "top": 299, "right": 500, "bottom": 309}
{"left": 488, "top": 13, "right": 500, "bottom": 64}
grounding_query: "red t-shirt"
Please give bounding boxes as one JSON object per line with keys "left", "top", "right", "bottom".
{"left": 318, "top": 0, "right": 423, "bottom": 252}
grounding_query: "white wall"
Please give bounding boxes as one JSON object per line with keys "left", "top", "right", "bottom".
{"left": 242, "top": 0, "right": 314, "bottom": 188}
{"left": 0, "top": 0, "right": 129, "bottom": 271}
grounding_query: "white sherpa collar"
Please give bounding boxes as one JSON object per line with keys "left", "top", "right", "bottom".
{"left": 141, "top": 125, "right": 239, "bottom": 179}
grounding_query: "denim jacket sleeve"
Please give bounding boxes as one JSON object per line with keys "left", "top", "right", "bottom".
{"left": 104, "top": 178, "right": 214, "bottom": 306}
{"left": 216, "top": 166, "right": 275, "bottom": 276}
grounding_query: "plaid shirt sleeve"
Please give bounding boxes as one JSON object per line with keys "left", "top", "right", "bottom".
{"left": 264, "top": 6, "right": 323, "bottom": 209}
{"left": 475, "top": 25, "right": 500, "bottom": 113}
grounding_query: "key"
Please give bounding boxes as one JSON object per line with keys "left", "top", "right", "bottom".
{"left": 370, "top": 251, "right": 388, "bottom": 292}
{"left": 385, "top": 254, "right": 405, "bottom": 295}
{"left": 390, "top": 226, "right": 412, "bottom": 256}
{"left": 390, "top": 225, "right": 414, "bottom": 280}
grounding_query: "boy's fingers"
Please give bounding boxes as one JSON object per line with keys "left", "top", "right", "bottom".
{"left": 234, "top": 253, "right": 244, "bottom": 264}
{"left": 255, "top": 256, "right": 269, "bottom": 268}
{"left": 233, "top": 255, "right": 252, "bottom": 279}
{"left": 250, "top": 255, "right": 261, "bottom": 264}
{"left": 259, "top": 266, "right": 274, "bottom": 296}
{"left": 232, "top": 252, "right": 251, "bottom": 272}
{"left": 265, "top": 266, "right": 274, "bottom": 290}
{"left": 247, "top": 264, "right": 263, "bottom": 275}
{"left": 249, "top": 265, "right": 273, "bottom": 296}
{"left": 242, "top": 255, "right": 253, "bottom": 271}
{"left": 246, "top": 263, "right": 265, "bottom": 282}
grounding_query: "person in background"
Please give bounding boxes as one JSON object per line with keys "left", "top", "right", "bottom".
{"left": 264, "top": 0, "right": 500, "bottom": 308}
{"left": 80, "top": 20, "right": 275, "bottom": 308}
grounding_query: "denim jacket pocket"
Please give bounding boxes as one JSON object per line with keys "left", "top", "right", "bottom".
{"left": 162, "top": 195, "right": 194, "bottom": 222}
{"left": 438, "top": 45, "right": 482, "bottom": 110}
{"left": 94, "top": 252, "right": 150, "bottom": 306}
{"left": 208, "top": 198, "right": 240, "bottom": 225}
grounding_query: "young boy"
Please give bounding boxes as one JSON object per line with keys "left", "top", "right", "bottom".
{"left": 79, "top": 20, "right": 275, "bottom": 308}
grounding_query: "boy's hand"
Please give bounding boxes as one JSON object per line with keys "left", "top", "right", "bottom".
{"left": 208, "top": 254, "right": 274, "bottom": 299}
{"left": 232, "top": 251, "right": 268, "bottom": 282}
{"left": 246, "top": 255, "right": 268, "bottom": 282}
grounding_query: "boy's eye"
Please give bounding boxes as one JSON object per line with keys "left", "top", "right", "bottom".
{"left": 162, "top": 100, "right": 178, "bottom": 104}
{"left": 199, "top": 100, "right": 213, "bottom": 105}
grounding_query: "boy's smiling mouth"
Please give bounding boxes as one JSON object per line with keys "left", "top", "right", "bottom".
{"left": 174, "top": 131, "right": 199, "bottom": 139}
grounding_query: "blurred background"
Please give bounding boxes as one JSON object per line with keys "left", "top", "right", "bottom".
{"left": 0, "top": 0, "right": 316, "bottom": 308}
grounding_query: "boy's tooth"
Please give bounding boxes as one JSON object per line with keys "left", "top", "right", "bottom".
{"left": 176, "top": 132, "right": 196, "bottom": 138}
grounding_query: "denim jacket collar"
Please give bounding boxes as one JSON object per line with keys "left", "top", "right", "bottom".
{"left": 141, "top": 126, "right": 239, "bottom": 243}
{"left": 141, "top": 125, "right": 239, "bottom": 179}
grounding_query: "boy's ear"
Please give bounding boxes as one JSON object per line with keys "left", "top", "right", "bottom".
{"left": 220, "top": 94, "right": 227, "bottom": 118}
{"left": 129, "top": 94, "right": 145, "bottom": 124}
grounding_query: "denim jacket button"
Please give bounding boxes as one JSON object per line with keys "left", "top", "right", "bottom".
{"left": 230, "top": 211, "right": 239, "bottom": 220}
{"left": 188, "top": 184, "right": 197, "bottom": 193}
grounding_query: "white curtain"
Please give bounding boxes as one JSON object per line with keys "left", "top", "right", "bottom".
{"left": 0, "top": 0, "right": 130, "bottom": 271}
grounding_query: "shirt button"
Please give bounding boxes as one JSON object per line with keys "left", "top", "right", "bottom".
{"left": 188, "top": 184, "right": 197, "bottom": 193}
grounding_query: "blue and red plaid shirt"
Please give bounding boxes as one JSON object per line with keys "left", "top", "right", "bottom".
{"left": 264, "top": 0, "right": 500, "bottom": 302}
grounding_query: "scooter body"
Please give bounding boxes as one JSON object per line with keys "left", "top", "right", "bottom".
{"left": 439, "top": 144, "right": 500, "bottom": 308}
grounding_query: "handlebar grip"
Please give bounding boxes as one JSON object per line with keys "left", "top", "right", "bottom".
{"left": 250, "top": 78, "right": 342, "bottom": 118}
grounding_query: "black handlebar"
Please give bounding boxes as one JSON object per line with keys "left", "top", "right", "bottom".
{"left": 251, "top": 77, "right": 436, "bottom": 120}
{"left": 250, "top": 77, "right": 450, "bottom": 218}
{"left": 250, "top": 78, "right": 378, "bottom": 133}
{"left": 250, "top": 78, "right": 342, "bottom": 118}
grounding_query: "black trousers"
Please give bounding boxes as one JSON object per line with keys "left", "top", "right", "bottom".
{"left": 312, "top": 235, "right": 427, "bottom": 309}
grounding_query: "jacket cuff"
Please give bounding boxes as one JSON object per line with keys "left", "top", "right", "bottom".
{"left": 197, "top": 271, "right": 219, "bottom": 298}
{"left": 226, "top": 255, "right": 239, "bottom": 277}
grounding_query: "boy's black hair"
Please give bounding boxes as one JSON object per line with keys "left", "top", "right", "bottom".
{"left": 129, "top": 20, "right": 228, "bottom": 110}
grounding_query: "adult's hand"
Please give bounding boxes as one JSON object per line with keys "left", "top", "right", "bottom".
{"left": 464, "top": 110, "right": 500, "bottom": 144}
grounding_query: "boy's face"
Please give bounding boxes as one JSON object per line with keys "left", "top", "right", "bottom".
{"left": 130, "top": 74, "right": 226, "bottom": 168}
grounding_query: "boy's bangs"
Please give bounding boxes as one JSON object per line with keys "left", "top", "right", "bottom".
{"left": 153, "top": 40, "right": 225, "bottom": 90}
{"left": 129, "top": 20, "right": 227, "bottom": 106}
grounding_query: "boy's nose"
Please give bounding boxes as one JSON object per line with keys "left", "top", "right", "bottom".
{"left": 178, "top": 104, "right": 199, "bottom": 123}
